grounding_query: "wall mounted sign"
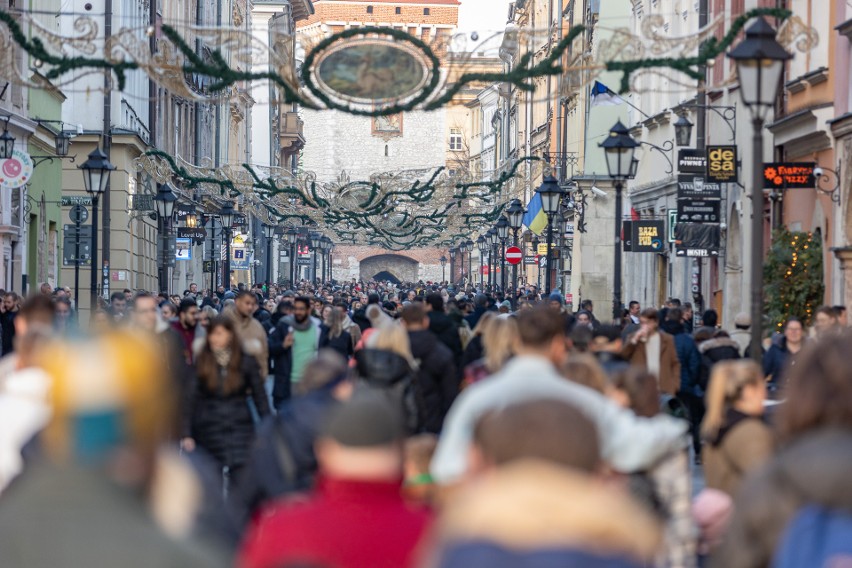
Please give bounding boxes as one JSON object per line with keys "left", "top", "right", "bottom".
{"left": 177, "top": 227, "right": 206, "bottom": 240}
{"left": 677, "top": 199, "right": 721, "bottom": 223}
{"left": 668, "top": 209, "right": 677, "bottom": 243}
{"left": 675, "top": 223, "right": 721, "bottom": 257}
{"left": 677, "top": 149, "right": 706, "bottom": 174}
{"left": 677, "top": 175, "right": 722, "bottom": 200}
{"left": 175, "top": 238, "right": 192, "bottom": 260}
{"left": 763, "top": 163, "right": 815, "bottom": 189}
{"left": 630, "top": 220, "right": 665, "bottom": 253}
{"left": 0, "top": 149, "right": 33, "bottom": 189}
{"left": 706, "top": 146, "right": 738, "bottom": 183}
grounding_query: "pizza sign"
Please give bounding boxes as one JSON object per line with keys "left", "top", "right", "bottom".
{"left": 0, "top": 150, "right": 34, "bottom": 189}
{"left": 763, "top": 163, "right": 815, "bottom": 189}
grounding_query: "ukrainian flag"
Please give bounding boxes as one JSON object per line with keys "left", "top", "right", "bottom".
{"left": 523, "top": 193, "right": 548, "bottom": 235}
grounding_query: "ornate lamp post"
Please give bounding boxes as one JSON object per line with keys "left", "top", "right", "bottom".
{"left": 476, "top": 235, "right": 487, "bottom": 288}
{"left": 219, "top": 202, "right": 236, "bottom": 291}
{"left": 496, "top": 216, "right": 509, "bottom": 293}
{"left": 600, "top": 121, "right": 639, "bottom": 322}
{"left": 262, "top": 224, "right": 277, "bottom": 285}
{"left": 465, "top": 239, "right": 474, "bottom": 287}
{"left": 728, "top": 17, "right": 791, "bottom": 363}
{"left": 153, "top": 183, "right": 177, "bottom": 294}
{"left": 505, "top": 199, "right": 525, "bottom": 303}
{"left": 448, "top": 247, "right": 456, "bottom": 285}
{"left": 79, "top": 145, "right": 115, "bottom": 311}
{"left": 286, "top": 227, "right": 299, "bottom": 287}
{"left": 440, "top": 255, "right": 447, "bottom": 283}
{"left": 309, "top": 232, "right": 322, "bottom": 283}
{"left": 486, "top": 228, "right": 498, "bottom": 290}
{"left": 535, "top": 175, "right": 566, "bottom": 295}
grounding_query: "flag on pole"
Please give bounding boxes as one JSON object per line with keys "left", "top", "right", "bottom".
{"left": 590, "top": 80, "right": 621, "bottom": 107}
{"left": 523, "top": 193, "right": 548, "bottom": 235}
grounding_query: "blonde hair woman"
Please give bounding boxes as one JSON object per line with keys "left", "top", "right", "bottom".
{"left": 463, "top": 316, "right": 517, "bottom": 387}
{"left": 700, "top": 360, "right": 774, "bottom": 496}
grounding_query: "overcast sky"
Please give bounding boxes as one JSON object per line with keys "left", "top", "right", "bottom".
{"left": 458, "top": 0, "right": 513, "bottom": 33}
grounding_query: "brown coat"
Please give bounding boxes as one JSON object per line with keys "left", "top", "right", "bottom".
{"left": 702, "top": 417, "right": 774, "bottom": 497}
{"left": 621, "top": 331, "right": 681, "bottom": 395}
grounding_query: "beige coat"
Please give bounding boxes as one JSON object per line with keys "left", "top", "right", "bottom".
{"left": 229, "top": 311, "right": 269, "bottom": 377}
{"left": 622, "top": 331, "right": 681, "bottom": 395}
{"left": 703, "top": 417, "right": 774, "bottom": 497}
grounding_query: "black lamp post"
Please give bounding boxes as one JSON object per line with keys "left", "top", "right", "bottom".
{"left": 286, "top": 227, "right": 298, "bottom": 287}
{"left": 153, "top": 183, "right": 177, "bottom": 294}
{"left": 465, "top": 239, "right": 474, "bottom": 287}
{"left": 728, "top": 16, "right": 791, "bottom": 363}
{"left": 219, "top": 202, "right": 236, "bottom": 291}
{"left": 600, "top": 121, "right": 639, "bottom": 322}
{"left": 535, "top": 175, "right": 566, "bottom": 294}
{"left": 486, "top": 228, "right": 498, "bottom": 290}
{"left": 203, "top": 214, "right": 219, "bottom": 294}
{"left": 310, "top": 232, "right": 322, "bottom": 283}
{"left": 496, "top": 216, "right": 509, "bottom": 293}
{"left": 262, "top": 224, "right": 276, "bottom": 285}
{"left": 532, "top": 235, "right": 541, "bottom": 290}
{"left": 674, "top": 114, "right": 694, "bottom": 147}
{"left": 448, "top": 248, "right": 456, "bottom": 284}
{"left": 323, "top": 236, "right": 333, "bottom": 283}
{"left": 79, "top": 145, "right": 115, "bottom": 311}
{"left": 506, "top": 198, "right": 525, "bottom": 303}
{"left": 476, "top": 235, "right": 487, "bottom": 287}
{"left": 440, "top": 255, "right": 447, "bottom": 282}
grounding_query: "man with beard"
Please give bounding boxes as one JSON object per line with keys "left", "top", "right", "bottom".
{"left": 229, "top": 291, "right": 270, "bottom": 378}
{"left": 269, "top": 296, "right": 324, "bottom": 410}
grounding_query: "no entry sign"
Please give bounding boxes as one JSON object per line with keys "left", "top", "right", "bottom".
{"left": 505, "top": 246, "right": 523, "bottom": 265}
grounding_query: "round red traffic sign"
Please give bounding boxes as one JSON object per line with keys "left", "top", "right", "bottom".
{"left": 505, "top": 246, "right": 523, "bottom": 265}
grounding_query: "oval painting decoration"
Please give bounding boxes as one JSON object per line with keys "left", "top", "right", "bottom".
{"left": 315, "top": 39, "right": 430, "bottom": 103}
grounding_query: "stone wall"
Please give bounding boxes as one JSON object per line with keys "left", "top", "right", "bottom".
{"left": 331, "top": 245, "right": 450, "bottom": 284}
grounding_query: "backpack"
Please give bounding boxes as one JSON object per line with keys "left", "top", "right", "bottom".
{"left": 355, "top": 349, "right": 422, "bottom": 434}
{"left": 772, "top": 505, "right": 852, "bottom": 568}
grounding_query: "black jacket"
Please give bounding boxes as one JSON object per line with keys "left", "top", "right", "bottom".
{"left": 428, "top": 311, "right": 463, "bottom": 364}
{"left": 183, "top": 352, "right": 270, "bottom": 470}
{"left": 319, "top": 327, "right": 353, "bottom": 360}
{"left": 352, "top": 307, "right": 371, "bottom": 332}
{"left": 408, "top": 329, "right": 459, "bottom": 434}
{"left": 698, "top": 337, "right": 742, "bottom": 390}
{"left": 0, "top": 311, "right": 15, "bottom": 356}
{"left": 268, "top": 319, "right": 294, "bottom": 405}
{"left": 354, "top": 348, "right": 419, "bottom": 433}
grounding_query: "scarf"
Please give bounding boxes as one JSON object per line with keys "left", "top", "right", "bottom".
{"left": 212, "top": 347, "right": 232, "bottom": 368}
{"left": 286, "top": 315, "right": 314, "bottom": 332}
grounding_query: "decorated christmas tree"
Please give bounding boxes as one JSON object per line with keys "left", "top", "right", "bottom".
{"left": 763, "top": 228, "right": 824, "bottom": 332}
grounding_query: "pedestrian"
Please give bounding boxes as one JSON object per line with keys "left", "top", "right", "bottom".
{"left": 228, "top": 291, "right": 270, "bottom": 379}
{"left": 0, "top": 292, "right": 19, "bottom": 356}
{"left": 172, "top": 298, "right": 200, "bottom": 366}
{"left": 320, "top": 305, "right": 353, "bottom": 360}
{"left": 661, "top": 308, "right": 703, "bottom": 461}
{"left": 462, "top": 315, "right": 516, "bottom": 387}
{"left": 425, "top": 293, "right": 464, "bottom": 366}
{"left": 239, "top": 394, "right": 432, "bottom": 568}
{"left": 107, "top": 291, "right": 128, "bottom": 321}
{"left": 622, "top": 308, "right": 681, "bottom": 396}
{"left": 181, "top": 317, "right": 270, "bottom": 485}
{"left": 431, "top": 306, "right": 688, "bottom": 485}
{"left": 712, "top": 333, "right": 852, "bottom": 568}
{"left": 728, "top": 312, "right": 752, "bottom": 357}
{"left": 762, "top": 316, "right": 805, "bottom": 392}
{"left": 697, "top": 330, "right": 741, "bottom": 392}
{"left": 560, "top": 353, "right": 608, "bottom": 394}
{"left": 589, "top": 324, "right": 631, "bottom": 377}
{"left": 812, "top": 305, "right": 840, "bottom": 340}
{"left": 460, "top": 311, "right": 495, "bottom": 369}
{"left": 401, "top": 303, "right": 458, "bottom": 433}
{"left": 700, "top": 360, "right": 773, "bottom": 497}
{"left": 464, "top": 294, "right": 489, "bottom": 329}
{"left": 694, "top": 309, "right": 718, "bottom": 338}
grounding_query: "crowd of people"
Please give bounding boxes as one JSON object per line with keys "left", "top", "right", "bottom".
{"left": 0, "top": 277, "right": 850, "bottom": 567}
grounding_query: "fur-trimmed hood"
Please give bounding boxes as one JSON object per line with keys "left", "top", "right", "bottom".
{"left": 699, "top": 337, "right": 741, "bottom": 354}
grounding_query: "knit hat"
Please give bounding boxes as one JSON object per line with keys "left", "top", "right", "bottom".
{"left": 499, "top": 300, "right": 512, "bottom": 310}
{"left": 548, "top": 292, "right": 564, "bottom": 305}
{"left": 734, "top": 312, "right": 751, "bottom": 328}
{"left": 322, "top": 393, "right": 404, "bottom": 447}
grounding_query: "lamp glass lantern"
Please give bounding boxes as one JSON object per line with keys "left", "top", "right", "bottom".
{"left": 495, "top": 216, "right": 510, "bottom": 240}
{"left": 476, "top": 235, "right": 487, "bottom": 252}
{"left": 286, "top": 227, "right": 299, "bottom": 244}
{"left": 465, "top": 239, "right": 474, "bottom": 253}
{"left": 486, "top": 228, "right": 498, "bottom": 246}
{"left": 674, "top": 114, "right": 694, "bottom": 147}
{"left": 54, "top": 130, "right": 71, "bottom": 157}
{"left": 322, "top": 236, "right": 332, "bottom": 251}
{"left": 600, "top": 121, "right": 639, "bottom": 180}
{"left": 449, "top": 247, "right": 457, "bottom": 260}
{"left": 0, "top": 124, "right": 14, "bottom": 160}
{"left": 727, "top": 17, "right": 792, "bottom": 119}
{"left": 310, "top": 232, "right": 322, "bottom": 249}
{"left": 219, "top": 202, "right": 236, "bottom": 229}
{"left": 153, "top": 184, "right": 178, "bottom": 220}
{"left": 506, "top": 199, "right": 525, "bottom": 230}
{"left": 440, "top": 255, "right": 447, "bottom": 267}
{"left": 535, "top": 175, "right": 565, "bottom": 215}
{"left": 79, "top": 146, "right": 116, "bottom": 196}
{"left": 263, "top": 224, "right": 276, "bottom": 239}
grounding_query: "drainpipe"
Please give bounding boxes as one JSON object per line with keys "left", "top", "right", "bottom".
{"left": 101, "top": 0, "right": 113, "bottom": 299}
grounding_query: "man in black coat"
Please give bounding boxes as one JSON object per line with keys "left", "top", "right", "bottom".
{"left": 401, "top": 303, "right": 458, "bottom": 434}
{"left": 425, "top": 293, "right": 463, "bottom": 367}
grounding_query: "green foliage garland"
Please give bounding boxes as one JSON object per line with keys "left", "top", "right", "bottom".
{"left": 763, "top": 228, "right": 824, "bottom": 330}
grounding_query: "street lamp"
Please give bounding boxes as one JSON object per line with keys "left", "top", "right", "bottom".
{"left": 79, "top": 145, "right": 115, "bottom": 311}
{"left": 323, "top": 236, "right": 334, "bottom": 283}
{"left": 262, "top": 224, "right": 276, "bottom": 286}
{"left": 203, "top": 214, "right": 219, "bottom": 294}
{"left": 286, "top": 227, "right": 299, "bottom": 287}
{"left": 486, "top": 228, "right": 498, "bottom": 290}
{"left": 310, "top": 232, "right": 322, "bottom": 283}
{"left": 153, "top": 184, "right": 177, "bottom": 294}
{"left": 465, "top": 239, "right": 474, "bottom": 287}
{"left": 535, "top": 175, "right": 566, "bottom": 294}
{"left": 440, "top": 255, "right": 447, "bottom": 282}
{"left": 600, "top": 120, "right": 639, "bottom": 322}
{"left": 496, "top": 216, "right": 509, "bottom": 293}
{"left": 219, "top": 201, "right": 235, "bottom": 290}
{"left": 505, "top": 199, "right": 525, "bottom": 303}
{"left": 476, "top": 235, "right": 487, "bottom": 287}
{"left": 531, "top": 234, "right": 541, "bottom": 290}
{"left": 728, "top": 16, "right": 791, "bottom": 363}
{"left": 674, "top": 114, "right": 694, "bottom": 147}
{"left": 448, "top": 247, "right": 456, "bottom": 285}
{"left": 0, "top": 115, "right": 14, "bottom": 160}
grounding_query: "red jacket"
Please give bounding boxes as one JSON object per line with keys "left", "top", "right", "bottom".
{"left": 239, "top": 476, "right": 432, "bottom": 568}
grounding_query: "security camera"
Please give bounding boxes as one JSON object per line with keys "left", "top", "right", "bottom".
{"left": 590, "top": 185, "right": 607, "bottom": 198}
{"left": 720, "top": 222, "right": 727, "bottom": 230}
{"left": 813, "top": 166, "right": 823, "bottom": 177}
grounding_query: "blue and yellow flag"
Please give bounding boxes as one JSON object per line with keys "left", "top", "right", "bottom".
{"left": 523, "top": 193, "right": 548, "bottom": 235}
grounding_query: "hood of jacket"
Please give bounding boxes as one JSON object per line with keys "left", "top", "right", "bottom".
{"left": 408, "top": 328, "right": 440, "bottom": 359}
{"left": 355, "top": 348, "right": 412, "bottom": 387}
{"left": 699, "top": 337, "right": 741, "bottom": 355}
{"left": 429, "top": 311, "right": 455, "bottom": 334}
{"left": 660, "top": 319, "right": 685, "bottom": 336}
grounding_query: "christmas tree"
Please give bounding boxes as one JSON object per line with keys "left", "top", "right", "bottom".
{"left": 763, "top": 228, "right": 824, "bottom": 332}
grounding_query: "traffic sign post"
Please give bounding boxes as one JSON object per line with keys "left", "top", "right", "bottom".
{"left": 505, "top": 246, "right": 523, "bottom": 265}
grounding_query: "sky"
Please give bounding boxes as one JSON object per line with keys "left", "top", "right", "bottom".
{"left": 458, "top": 0, "right": 513, "bottom": 34}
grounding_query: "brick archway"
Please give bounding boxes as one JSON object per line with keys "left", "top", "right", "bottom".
{"left": 359, "top": 254, "right": 419, "bottom": 283}
{"left": 330, "top": 245, "right": 448, "bottom": 283}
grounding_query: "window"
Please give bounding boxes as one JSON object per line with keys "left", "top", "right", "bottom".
{"left": 449, "top": 128, "right": 463, "bottom": 151}
{"left": 366, "top": 5, "right": 373, "bottom": 13}
{"left": 395, "top": 6, "right": 401, "bottom": 14}
{"left": 424, "top": 7, "right": 430, "bottom": 15}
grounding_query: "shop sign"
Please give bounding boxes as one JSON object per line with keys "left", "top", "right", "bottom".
{"left": 706, "top": 146, "right": 738, "bottom": 183}
{"left": 763, "top": 162, "right": 816, "bottom": 189}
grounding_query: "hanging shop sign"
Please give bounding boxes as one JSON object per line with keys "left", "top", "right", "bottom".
{"left": 677, "top": 175, "right": 722, "bottom": 200}
{"left": 626, "top": 220, "right": 666, "bottom": 253}
{"left": 763, "top": 163, "right": 816, "bottom": 189}
{"left": 175, "top": 238, "right": 192, "bottom": 260}
{"left": 677, "top": 149, "right": 705, "bottom": 174}
{"left": 0, "top": 149, "right": 33, "bottom": 189}
{"left": 675, "top": 223, "right": 721, "bottom": 257}
{"left": 706, "top": 146, "right": 738, "bottom": 183}
{"left": 677, "top": 199, "right": 721, "bottom": 223}
{"left": 668, "top": 209, "right": 677, "bottom": 243}
{"left": 177, "top": 227, "right": 207, "bottom": 240}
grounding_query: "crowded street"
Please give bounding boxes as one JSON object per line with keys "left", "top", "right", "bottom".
{"left": 1, "top": 0, "right": 852, "bottom": 565}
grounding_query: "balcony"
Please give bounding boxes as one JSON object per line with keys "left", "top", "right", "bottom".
{"left": 278, "top": 111, "right": 305, "bottom": 158}
{"left": 543, "top": 151, "right": 579, "bottom": 184}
